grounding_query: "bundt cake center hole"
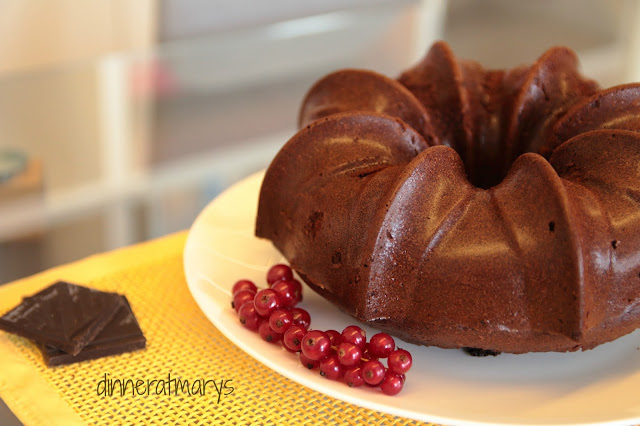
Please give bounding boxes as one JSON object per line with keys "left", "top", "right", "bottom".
{"left": 460, "top": 146, "right": 559, "bottom": 189}
{"left": 463, "top": 162, "right": 513, "bottom": 189}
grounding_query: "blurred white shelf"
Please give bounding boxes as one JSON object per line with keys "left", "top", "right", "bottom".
{"left": 0, "top": 131, "right": 289, "bottom": 242}
{"left": 158, "top": 1, "right": 434, "bottom": 94}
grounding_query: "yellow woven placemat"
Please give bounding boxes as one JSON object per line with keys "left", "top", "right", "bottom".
{"left": 0, "top": 232, "right": 434, "bottom": 425}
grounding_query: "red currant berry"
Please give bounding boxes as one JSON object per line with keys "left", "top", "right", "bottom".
{"left": 271, "top": 280, "right": 299, "bottom": 308}
{"left": 362, "top": 344, "right": 379, "bottom": 362}
{"left": 253, "top": 289, "right": 281, "bottom": 317}
{"left": 266, "top": 264, "right": 293, "bottom": 286}
{"left": 369, "top": 333, "right": 396, "bottom": 358}
{"left": 281, "top": 341, "right": 299, "bottom": 353}
{"left": 237, "top": 302, "right": 262, "bottom": 331}
{"left": 232, "top": 289, "right": 256, "bottom": 312}
{"left": 326, "top": 329, "right": 342, "bottom": 347}
{"left": 258, "top": 321, "right": 282, "bottom": 343}
{"left": 341, "top": 325, "right": 366, "bottom": 349}
{"left": 337, "top": 342, "right": 362, "bottom": 367}
{"left": 232, "top": 279, "right": 257, "bottom": 295}
{"left": 388, "top": 349, "right": 413, "bottom": 374}
{"left": 319, "top": 355, "right": 344, "bottom": 380}
{"left": 301, "top": 330, "right": 331, "bottom": 361}
{"left": 299, "top": 352, "right": 319, "bottom": 370}
{"left": 291, "top": 308, "right": 311, "bottom": 328}
{"left": 269, "top": 309, "right": 293, "bottom": 334}
{"left": 290, "top": 279, "right": 303, "bottom": 302}
{"left": 283, "top": 325, "right": 307, "bottom": 352}
{"left": 380, "top": 372, "right": 404, "bottom": 396}
{"left": 344, "top": 366, "right": 364, "bottom": 387}
{"left": 258, "top": 320, "right": 282, "bottom": 343}
{"left": 361, "top": 359, "right": 386, "bottom": 386}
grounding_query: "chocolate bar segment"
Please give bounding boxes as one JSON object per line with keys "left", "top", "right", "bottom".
{"left": 0, "top": 281, "right": 123, "bottom": 355}
{"left": 38, "top": 296, "right": 146, "bottom": 367}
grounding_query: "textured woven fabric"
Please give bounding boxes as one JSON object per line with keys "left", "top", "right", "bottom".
{"left": 0, "top": 232, "right": 434, "bottom": 425}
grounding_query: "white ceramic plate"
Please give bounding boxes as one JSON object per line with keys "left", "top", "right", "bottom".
{"left": 184, "top": 170, "right": 640, "bottom": 426}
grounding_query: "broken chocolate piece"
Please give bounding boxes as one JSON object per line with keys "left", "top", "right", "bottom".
{"left": 38, "top": 296, "right": 146, "bottom": 366}
{"left": 0, "top": 281, "right": 123, "bottom": 355}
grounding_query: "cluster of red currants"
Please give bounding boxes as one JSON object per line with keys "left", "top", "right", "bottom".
{"left": 231, "top": 264, "right": 413, "bottom": 395}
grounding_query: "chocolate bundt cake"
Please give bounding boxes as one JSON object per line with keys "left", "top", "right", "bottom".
{"left": 255, "top": 41, "right": 640, "bottom": 353}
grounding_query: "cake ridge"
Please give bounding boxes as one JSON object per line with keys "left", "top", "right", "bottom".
{"left": 299, "top": 69, "right": 437, "bottom": 146}
{"left": 551, "top": 129, "right": 640, "bottom": 327}
{"left": 551, "top": 84, "right": 640, "bottom": 148}
{"left": 501, "top": 152, "right": 586, "bottom": 341}
{"left": 397, "top": 41, "right": 467, "bottom": 158}
{"left": 559, "top": 177, "right": 613, "bottom": 331}
{"left": 488, "top": 189, "right": 525, "bottom": 298}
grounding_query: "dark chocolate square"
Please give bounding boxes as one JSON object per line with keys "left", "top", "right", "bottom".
{"left": 38, "top": 296, "right": 146, "bottom": 367}
{"left": 0, "top": 281, "right": 123, "bottom": 355}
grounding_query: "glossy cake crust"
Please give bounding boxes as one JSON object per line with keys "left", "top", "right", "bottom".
{"left": 256, "top": 42, "right": 640, "bottom": 353}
